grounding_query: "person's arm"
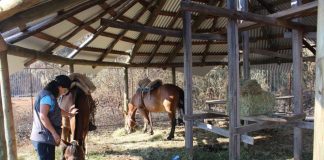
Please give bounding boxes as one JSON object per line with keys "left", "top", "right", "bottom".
{"left": 39, "top": 104, "right": 60, "bottom": 146}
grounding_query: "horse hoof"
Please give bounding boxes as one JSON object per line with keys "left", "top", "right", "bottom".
{"left": 166, "top": 136, "right": 174, "bottom": 140}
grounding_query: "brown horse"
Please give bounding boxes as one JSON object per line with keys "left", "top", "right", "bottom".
{"left": 125, "top": 81, "right": 184, "bottom": 140}
{"left": 60, "top": 86, "right": 95, "bottom": 160}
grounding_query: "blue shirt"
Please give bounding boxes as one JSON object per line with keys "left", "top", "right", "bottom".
{"left": 40, "top": 95, "right": 55, "bottom": 112}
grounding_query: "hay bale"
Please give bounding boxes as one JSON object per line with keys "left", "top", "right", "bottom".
{"left": 227, "top": 79, "right": 276, "bottom": 117}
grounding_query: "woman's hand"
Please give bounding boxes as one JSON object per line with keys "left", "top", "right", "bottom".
{"left": 53, "top": 132, "right": 61, "bottom": 146}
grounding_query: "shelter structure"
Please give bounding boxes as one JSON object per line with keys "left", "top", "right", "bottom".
{"left": 0, "top": 0, "right": 322, "bottom": 160}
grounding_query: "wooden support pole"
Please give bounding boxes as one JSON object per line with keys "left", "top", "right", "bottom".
{"left": 0, "top": 78, "right": 7, "bottom": 160}
{"left": 172, "top": 67, "right": 176, "bottom": 85}
{"left": 183, "top": 0, "right": 193, "bottom": 159}
{"left": 227, "top": 0, "right": 241, "bottom": 159}
{"left": 0, "top": 36, "right": 17, "bottom": 160}
{"left": 313, "top": 0, "right": 324, "bottom": 159}
{"left": 124, "top": 67, "right": 129, "bottom": 113}
{"left": 69, "top": 64, "right": 74, "bottom": 74}
{"left": 291, "top": 1, "right": 304, "bottom": 159}
{"left": 241, "top": 0, "right": 250, "bottom": 80}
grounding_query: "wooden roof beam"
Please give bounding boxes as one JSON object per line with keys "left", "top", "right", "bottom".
{"left": 3, "top": 0, "right": 108, "bottom": 43}
{"left": 100, "top": 19, "right": 227, "bottom": 40}
{"left": 128, "top": 0, "right": 167, "bottom": 63}
{"left": 181, "top": 1, "right": 317, "bottom": 30}
{"left": 24, "top": 0, "right": 127, "bottom": 67}
{"left": 96, "top": 2, "right": 153, "bottom": 63}
{"left": 257, "top": 0, "right": 317, "bottom": 56}
{"left": 145, "top": 13, "right": 181, "bottom": 64}
{"left": 238, "top": 1, "right": 317, "bottom": 32}
{"left": 8, "top": 44, "right": 127, "bottom": 67}
{"left": 0, "top": 0, "right": 93, "bottom": 33}
{"left": 67, "top": 0, "right": 138, "bottom": 60}
{"left": 165, "top": 0, "right": 221, "bottom": 64}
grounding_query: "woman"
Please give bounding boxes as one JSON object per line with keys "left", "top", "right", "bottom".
{"left": 30, "top": 75, "right": 78, "bottom": 160}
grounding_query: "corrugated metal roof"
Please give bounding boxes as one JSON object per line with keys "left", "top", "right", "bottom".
{"left": 74, "top": 5, "right": 102, "bottom": 22}
{"left": 2, "top": 0, "right": 317, "bottom": 75}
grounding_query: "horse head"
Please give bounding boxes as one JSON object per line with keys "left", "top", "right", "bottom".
{"left": 61, "top": 140, "right": 85, "bottom": 160}
{"left": 124, "top": 102, "right": 138, "bottom": 134}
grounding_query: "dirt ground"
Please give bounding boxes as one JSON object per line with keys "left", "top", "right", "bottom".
{"left": 12, "top": 97, "right": 313, "bottom": 160}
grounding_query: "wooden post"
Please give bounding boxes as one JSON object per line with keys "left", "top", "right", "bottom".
{"left": 0, "top": 36, "right": 17, "bottom": 159}
{"left": 0, "top": 87, "right": 7, "bottom": 160}
{"left": 313, "top": 0, "right": 324, "bottom": 159}
{"left": 172, "top": 67, "right": 176, "bottom": 85}
{"left": 227, "top": 0, "right": 241, "bottom": 159}
{"left": 241, "top": 0, "right": 250, "bottom": 80}
{"left": 183, "top": 0, "right": 193, "bottom": 159}
{"left": 69, "top": 64, "right": 74, "bottom": 74}
{"left": 291, "top": 1, "right": 303, "bottom": 159}
{"left": 124, "top": 67, "right": 129, "bottom": 113}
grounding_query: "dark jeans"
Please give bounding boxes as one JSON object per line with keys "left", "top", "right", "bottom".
{"left": 32, "top": 140, "right": 55, "bottom": 160}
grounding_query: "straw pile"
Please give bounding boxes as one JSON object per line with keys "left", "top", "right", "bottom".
{"left": 227, "top": 79, "right": 275, "bottom": 117}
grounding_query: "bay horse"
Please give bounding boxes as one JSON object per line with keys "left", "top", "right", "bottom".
{"left": 125, "top": 79, "right": 184, "bottom": 140}
{"left": 60, "top": 85, "right": 96, "bottom": 160}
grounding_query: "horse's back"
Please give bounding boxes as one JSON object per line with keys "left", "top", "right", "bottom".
{"left": 147, "top": 84, "right": 182, "bottom": 112}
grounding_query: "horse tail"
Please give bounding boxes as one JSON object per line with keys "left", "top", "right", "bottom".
{"left": 177, "top": 87, "right": 185, "bottom": 126}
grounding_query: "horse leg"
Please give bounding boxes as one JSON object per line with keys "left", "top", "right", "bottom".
{"left": 167, "top": 113, "right": 176, "bottom": 140}
{"left": 139, "top": 109, "right": 151, "bottom": 134}
{"left": 148, "top": 112, "right": 154, "bottom": 135}
{"left": 61, "top": 117, "right": 70, "bottom": 160}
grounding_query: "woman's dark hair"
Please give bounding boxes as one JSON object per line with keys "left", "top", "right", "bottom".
{"left": 55, "top": 75, "right": 72, "bottom": 88}
{"left": 44, "top": 80, "right": 59, "bottom": 98}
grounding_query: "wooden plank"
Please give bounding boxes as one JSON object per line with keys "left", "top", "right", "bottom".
{"left": 183, "top": 113, "right": 228, "bottom": 121}
{"left": 0, "top": 36, "right": 17, "bottom": 159}
{"left": 195, "top": 122, "right": 254, "bottom": 145}
{"left": 250, "top": 49, "right": 292, "bottom": 59}
{"left": 236, "top": 121, "right": 282, "bottom": 134}
{"left": 205, "top": 99, "right": 227, "bottom": 104}
{"left": 100, "top": 19, "right": 227, "bottom": 41}
{"left": 313, "top": 0, "right": 324, "bottom": 159}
